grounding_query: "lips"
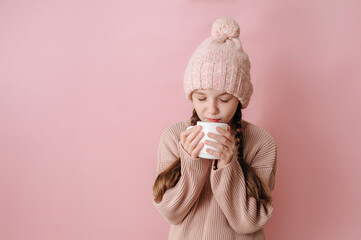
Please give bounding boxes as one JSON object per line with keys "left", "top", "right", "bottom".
{"left": 207, "top": 118, "right": 220, "bottom": 122}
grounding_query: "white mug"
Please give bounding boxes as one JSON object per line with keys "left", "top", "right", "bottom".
{"left": 186, "top": 121, "right": 229, "bottom": 159}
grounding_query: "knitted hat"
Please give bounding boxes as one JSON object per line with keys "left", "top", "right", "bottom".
{"left": 183, "top": 17, "right": 253, "bottom": 109}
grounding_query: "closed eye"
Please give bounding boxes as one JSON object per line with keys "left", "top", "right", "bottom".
{"left": 198, "top": 98, "right": 230, "bottom": 103}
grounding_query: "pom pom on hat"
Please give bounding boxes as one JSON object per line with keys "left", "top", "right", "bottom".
{"left": 211, "top": 17, "right": 240, "bottom": 39}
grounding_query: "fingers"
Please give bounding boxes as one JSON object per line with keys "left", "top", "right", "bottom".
{"left": 189, "top": 128, "right": 204, "bottom": 151}
{"left": 181, "top": 126, "right": 197, "bottom": 142}
{"left": 191, "top": 139, "right": 204, "bottom": 159}
{"left": 204, "top": 139, "right": 224, "bottom": 151}
{"left": 180, "top": 126, "right": 196, "bottom": 146}
{"left": 208, "top": 127, "right": 234, "bottom": 145}
{"left": 184, "top": 126, "right": 202, "bottom": 148}
{"left": 180, "top": 126, "right": 205, "bottom": 157}
{"left": 215, "top": 126, "right": 233, "bottom": 142}
{"left": 185, "top": 125, "right": 198, "bottom": 135}
{"left": 207, "top": 132, "right": 227, "bottom": 145}
{"left": 205, "top": 147, "right": 222, "bottom": 159}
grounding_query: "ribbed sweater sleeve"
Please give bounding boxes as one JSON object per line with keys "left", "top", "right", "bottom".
{"left": 153, "top": 123, "right": 210, "bottom": 225}
{"left": 210, "top": 132, "right": 277, "bottom": 235}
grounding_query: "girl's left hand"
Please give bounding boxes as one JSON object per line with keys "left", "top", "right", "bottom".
{"left": 204, "top": 126, "right": 236, "bottom": 168}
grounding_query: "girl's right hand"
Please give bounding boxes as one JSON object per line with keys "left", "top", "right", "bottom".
{"left": 180, "top": 125, "right": 204, "bottom": 159}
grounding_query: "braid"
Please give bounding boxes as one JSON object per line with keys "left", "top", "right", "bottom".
{"left": 153, "top": 110, "right": 200, "bottom": 203}
{"left": 233, "top": 102, "right": 272, "bottom": 205}
{"left": 190, "top": 109, "right": 201, "bottom": 125}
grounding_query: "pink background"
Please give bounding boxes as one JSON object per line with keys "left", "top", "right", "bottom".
{"left": 1, "top": 0, "right": 360, "bottom": 239}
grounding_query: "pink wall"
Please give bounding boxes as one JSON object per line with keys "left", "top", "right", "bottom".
{"left": 1, "top": 0, "right": 360, "bottom": 239}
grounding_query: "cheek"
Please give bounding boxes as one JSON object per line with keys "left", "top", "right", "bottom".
{"left": 192, "top": 103, "right": 204, "bottom": 114}
{"left": 224, "top": 102, "right": 238, "bottom": 115}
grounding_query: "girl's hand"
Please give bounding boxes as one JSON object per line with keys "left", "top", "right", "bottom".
{"left": 180, "top": 125, "right": 205, "bottom": 159}
{"left": 204, "top": 126, "right": 236, "bottom": 168}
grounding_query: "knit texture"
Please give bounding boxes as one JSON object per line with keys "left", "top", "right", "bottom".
{"left": 153, "top": 119, "right": 277, "bottom": 240}
{"left": 183, "top": 17, "right": 253, "bottom": 109}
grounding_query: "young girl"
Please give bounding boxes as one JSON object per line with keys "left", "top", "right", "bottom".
{"left": 152, "top": 17, "right": 277, "bottom": 240}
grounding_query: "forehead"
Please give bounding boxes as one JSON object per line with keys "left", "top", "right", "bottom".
{"left": 193, "top": 89, "right": 230, "bottom": 96}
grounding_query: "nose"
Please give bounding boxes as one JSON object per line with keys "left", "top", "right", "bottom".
{"left": 207, "top": 99, "right": 219, "bottom": 115}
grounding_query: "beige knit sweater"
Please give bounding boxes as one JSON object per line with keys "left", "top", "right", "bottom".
{"left": 153, "top": 119, "right": 277, "bottom": 240}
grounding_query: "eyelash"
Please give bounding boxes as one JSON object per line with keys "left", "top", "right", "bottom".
{"left": 198, "top": 98, "right": 229, "bottom": 103}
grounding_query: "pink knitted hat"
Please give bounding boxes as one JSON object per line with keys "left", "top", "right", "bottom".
{"left": 183, "top": 17, "right": 253, "bottom": 109}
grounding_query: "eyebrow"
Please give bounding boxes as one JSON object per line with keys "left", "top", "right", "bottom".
{"left": 193, "top": 91, "right": 230, "bottom": 96}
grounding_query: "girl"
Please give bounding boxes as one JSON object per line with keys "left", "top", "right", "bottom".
{"left": 152, "top": 17, "right": 277, "bottom": 240}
